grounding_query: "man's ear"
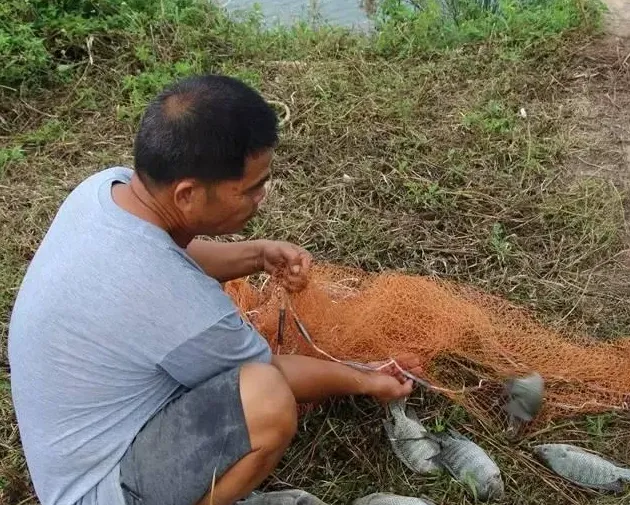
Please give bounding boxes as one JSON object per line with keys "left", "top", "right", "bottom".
{"left": 172, "top": 179, "right": 203, "bottom": 211}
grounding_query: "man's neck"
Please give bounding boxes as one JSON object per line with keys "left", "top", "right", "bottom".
{"left": 111, "top": 174, "right": 194, "bottom": 248}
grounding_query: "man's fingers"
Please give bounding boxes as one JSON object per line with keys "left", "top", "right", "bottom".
{"left": 300, "top": 252, "right": 312, "bottom": 271}
{"left": 290, "top": 251, "right": 311, "bottom": 275}
{"left": 283, "top": 272, "right": 309, "bottom": 293}
{"left": 284, "top": 249, "right": 301, "bottom": 271}
{"left": 402, "top": 379, "right": 413, "bottom": 394}
{"left": 393, "top": 372, "right": 406, "bottom": 385}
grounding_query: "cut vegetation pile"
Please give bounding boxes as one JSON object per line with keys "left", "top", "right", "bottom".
{"left": 1, "top": 1, "right": 629, "bottom": 504}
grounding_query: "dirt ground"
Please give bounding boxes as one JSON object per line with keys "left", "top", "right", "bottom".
{"left": 604, "top": 0, "right": 630, "bottom": 37}
{"left": 564, "top": 33, "right": 630, "bottom": 323}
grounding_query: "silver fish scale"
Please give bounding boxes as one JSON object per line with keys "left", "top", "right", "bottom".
{"left": 435, "top": 433, "right": 504, "bottom": 501}
{"left": 538, "top": 444, "right": 630, "bottom": 489}
{"left": 441, "top": 438, "right": 497, "bottom": 478}
{"left": 384, "top": 419, "right": 441, "bottom": 474}
{"left": 567, "top": 451, "right": 618, "bottom": 484}
{"left": 352, "top": 493, "right": 436, "bottom": 505}
{"left": 384, "top": 401, "right": 441, "bottom": 474}
{"left": 241, "top": 490, "right": 328, "bottom": 505}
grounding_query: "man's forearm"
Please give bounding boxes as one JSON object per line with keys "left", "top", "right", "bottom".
{"left": 271, "top": 354, "right": 376, "bottom": 404}
{"left": 186, "top": 239, "right": 263, "bottom": 282}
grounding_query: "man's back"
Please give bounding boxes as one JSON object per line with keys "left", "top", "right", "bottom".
{"left": 8, "top": 166, "right": 271, "bottom": 505}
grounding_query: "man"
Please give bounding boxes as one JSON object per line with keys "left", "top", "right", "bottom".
{"left": 8, "top": 75, "right": 414, "bottom": 505}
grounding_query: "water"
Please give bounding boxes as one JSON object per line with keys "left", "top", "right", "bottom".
{"left": 217, "top": 0, "right": 378, "bottom": 31}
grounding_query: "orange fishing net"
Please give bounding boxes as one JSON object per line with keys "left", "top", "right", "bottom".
{"left": 225, "top": 264, "right": 630, "bottom": 428}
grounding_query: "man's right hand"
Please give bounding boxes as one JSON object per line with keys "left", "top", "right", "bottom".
{"left": 366, "top": 373, "right": 414, "bottom": 404}
{"left": 363, "top": 352, "right": 427, "bottom": 403}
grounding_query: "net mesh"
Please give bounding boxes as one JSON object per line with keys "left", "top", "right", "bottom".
{"left": 225, "top": 264, "right": 630, "bottom": 428}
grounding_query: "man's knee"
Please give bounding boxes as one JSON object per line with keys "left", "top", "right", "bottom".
{"left": 239, "top": 363, "right": 297, "bottom": 448}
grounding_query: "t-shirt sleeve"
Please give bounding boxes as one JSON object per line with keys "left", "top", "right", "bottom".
{"left": 158, "top": 309, "right": 272, "bottom": 388}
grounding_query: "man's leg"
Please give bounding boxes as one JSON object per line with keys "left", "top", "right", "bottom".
{"left": 197, "top": 363, "right": 297, "bottom": 505}
{"left": 120, "top": 362, "right": 297, "bottom": 505}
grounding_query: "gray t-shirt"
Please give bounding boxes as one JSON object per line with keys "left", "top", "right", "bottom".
{"left": 8, "top": 167, "right": 272, "bottom": 505}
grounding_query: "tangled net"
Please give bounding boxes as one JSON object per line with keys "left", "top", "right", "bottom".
{"left": 225, "top": 264, "right": 630, "bottom": 428}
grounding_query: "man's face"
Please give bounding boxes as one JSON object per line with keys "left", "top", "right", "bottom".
{"left": 191, "top": 149, "right": 273, "bottom": 236}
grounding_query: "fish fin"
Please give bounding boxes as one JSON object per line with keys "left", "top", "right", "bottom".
{"left": 404, "top": 406, "right": 424, "bottom": 426}
{"left": 544, "top": 466, "right": 625, "bottom": 494}
{"left": 423, "top": 430, "right": 446, "bottom": 446}
{"left": 596, "top": 480, "right": 625, "bottom": 494}
{"left": 382, "top": 419, "right": 395, "bottom": 440}
{"left": 564, "top": 445, "right": 592, "bottom": 454}
{"left": 461, "top": 472, "right": 480, "bottom": 502}
{"left": 382, "top": 420, "right": 412, "bottom": 469}
{"left": 566, "top": 478, "right": 624, "bottom": 494}
{"left": 351, "top": 495, "right": 373, "bottom": 505}
{"left": 620, "top": 469, "right": 630, "bottom": 482}
{"left": 562, "top": 444, "right": 612, "bottom": 460}
{"left": 420, "top": 497, "right": 438, "bottom": 505}
{"left": 428, "top": 452, "right": 453, "bottom": 476}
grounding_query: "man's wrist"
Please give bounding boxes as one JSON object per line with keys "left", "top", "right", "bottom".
{"left": 357, "top": 370, "right": 380, "bottom": 396}
{"left": 250, "top": 239, "right": 268, "bottom": 273}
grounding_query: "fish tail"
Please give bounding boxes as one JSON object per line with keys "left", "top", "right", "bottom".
{"left": 620, "top": 468, "right": 630, "bottom": 482}
{"left": 387, "top": 398, "right": 407, "bottom": 421}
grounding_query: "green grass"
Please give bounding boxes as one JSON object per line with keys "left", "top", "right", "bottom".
{"left": 1, "top": 0, "right": 629, "bottom": 504}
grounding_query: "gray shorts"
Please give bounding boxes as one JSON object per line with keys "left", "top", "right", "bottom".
{"left": 119, "top": 367, "right": 251, "bottom": 505}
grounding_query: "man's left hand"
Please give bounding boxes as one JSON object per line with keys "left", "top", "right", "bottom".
{"left": 257, "top": 240, "right": 312, "bottom": 292}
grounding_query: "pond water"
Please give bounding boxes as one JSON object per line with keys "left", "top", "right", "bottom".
{"left": 216, "top": 0, "right": 379, "bottom": 31}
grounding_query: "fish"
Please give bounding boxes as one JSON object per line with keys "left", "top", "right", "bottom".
{"left": 352, "top": 492, "right": 436, "bottom": 505}
{"left": 239, "top": 490, "right": 328, "bottom": 505}
{"left": 533, "top": 444, "right": 630, "bottom": 493}
{"left": 503, "top": 372, "right": 544, "bottom": 423}
{"left": 383, "top": 398, "right": 442, "bottom": 475}
{"left": 429, "top": 429, "right": 504, "bottom": 502}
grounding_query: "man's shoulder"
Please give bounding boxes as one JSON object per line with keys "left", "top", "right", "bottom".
{"left": 58, "top": 166, "right": 132, "bottom": 213}
{"left": 77, "top": 165, "right": 133, "bottom": 190}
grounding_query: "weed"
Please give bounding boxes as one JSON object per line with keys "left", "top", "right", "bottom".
{"left": 0, "top": 146, "right": 25, "bottom": 177}
{"left": 585, "top": 413, "right": 615, "bottom": 438}
{"left": 462, "top": 100, "right": 516, "bottom": 135}
{"left": 21, "top": 119, "right": 67, "bottom": 147}
{"left": 374, "top": 0, "right": 603, "bottom": 57}
{"left": 489, "top": 223, "right": 515, "bottom": 264}
{"left": 118, "top": 59, "right": 203, "bottom": 122}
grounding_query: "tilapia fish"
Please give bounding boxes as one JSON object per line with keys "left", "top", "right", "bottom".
{"left": 353, "top": 493, "right": 436, "bottom": 505}
{"left": 533, "top": 444, "right": 630, "bottom": 493}
{"left": 503, "top": 372, "right": 544, "bottom": 422}
{"left": 239, "top": 490, "right": 328, "bottom": 505}
{"left": 430, "top": 430, "right": 504, "bottom": 502}
{"left": 383, "top": 398, "right": 442, "bottom": 474}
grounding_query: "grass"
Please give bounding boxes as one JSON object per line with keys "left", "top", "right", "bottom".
{"left": 1, "top": 0, "right": 630, "bottom": 504}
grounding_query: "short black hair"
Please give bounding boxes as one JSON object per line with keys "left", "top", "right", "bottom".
{"left": 133, "top": 74, "right": 278, "bottom": 184}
